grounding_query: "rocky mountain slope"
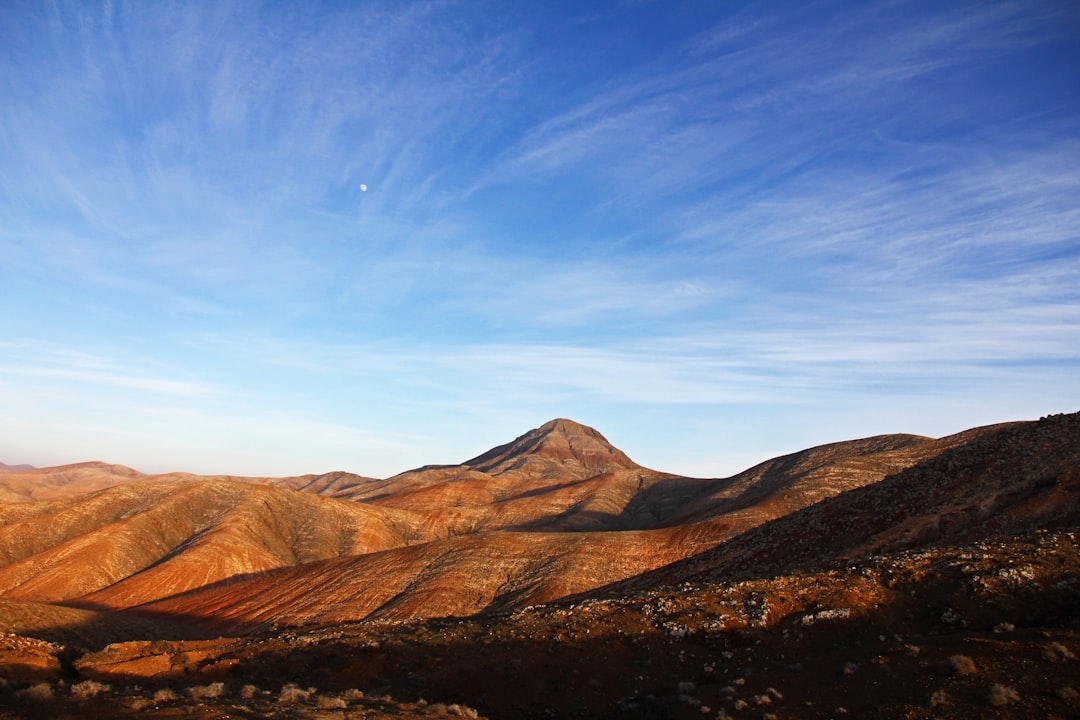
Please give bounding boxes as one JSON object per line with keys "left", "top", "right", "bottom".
{"left": 614, "top": 411, "right": 1079, "bottom": 591}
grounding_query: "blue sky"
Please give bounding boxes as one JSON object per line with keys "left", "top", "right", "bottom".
{"left": 1, "top": 0, "right": 1078, "bottom": 478}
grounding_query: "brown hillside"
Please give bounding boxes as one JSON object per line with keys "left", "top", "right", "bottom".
{"left": 619, "top": 424, "right": 1016, "bottom": 531}
{"left": 0, "top": 461, "right": 375, "bottom": 503}
{"left": 0, "top": 480, "right": 430, "bottom": 607}
{"left": 615, "top": 413, "right": 1079, "bottom": 591}
{"left": 134, "top": 521, "right": 727, "bottom": 630}
{"left": 0, "top": 461, "right": 145, "bottom": 502}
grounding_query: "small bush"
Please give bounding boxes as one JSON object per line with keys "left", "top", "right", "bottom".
{"left": 1045, "top": 642, "right": 1077, "bottom": 662}
{"left": 187, "top": 682, "right": 226, "bottom": 699}
{"left": 278, "top": 683, "right": 312, "bottom": 703}
{"left": 929, "top": 690, "right": 950, "bottom": 706}
{"left": 317, "top": 695, "right": 347, "bottom": 709}
{"left": 947, "top": 655, "right": 978, "bottom": 675}
{"left": 70, "top": 680, "right": 110, "bottom": 698}
{"left": 17, "top": 683, "right": 54, "bottom": 702}
{"left": 240, "top": 684, "right": 259, "bottom": 699}
{"left": 986, "top": 684, "right": 1019, "bottom": 706}
{"left": 153, "top": 688, "right": 179, "bottom": 701}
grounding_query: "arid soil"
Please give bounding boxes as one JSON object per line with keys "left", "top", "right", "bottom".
{"left": 0, "top": 414, "right": 1077, "bottom": 719}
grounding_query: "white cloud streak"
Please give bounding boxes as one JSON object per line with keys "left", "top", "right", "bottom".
{"left": 1, "top": 1, "right": 1077, "bottom": 477}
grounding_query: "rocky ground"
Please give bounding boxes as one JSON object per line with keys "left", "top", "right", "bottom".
{"left": 1, "top": 528, "right": 1077, "bottom": 719}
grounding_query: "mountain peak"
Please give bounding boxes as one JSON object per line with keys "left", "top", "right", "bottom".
{"left": 464, "top": 419, "right": 639, "bottom": 478}
{"left": 536, "top": 418, "right": 594, "bottom": 434}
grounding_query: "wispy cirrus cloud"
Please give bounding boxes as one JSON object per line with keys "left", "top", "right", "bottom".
{"left": 0, "top": 343, "right": 218, "bottom": 397}
{"left": 1, "top": 1, "right": 1077, "bottom": 478}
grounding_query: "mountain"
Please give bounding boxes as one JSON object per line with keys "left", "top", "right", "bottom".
{"left": 0, "top": 417, "right": 1057, "bottom": 623}
{"left": 0, "top": 413, "right": 1078, "bottom": 719}
{"left": 332, "top": 418, "right": 660, "bottom": 534}
{"left": 462, "top": 418, "right": 639, "bottom": 477}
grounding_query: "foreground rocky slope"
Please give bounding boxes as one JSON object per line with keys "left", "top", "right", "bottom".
{"left": 3, "top": 530, "right": 1077, "bottom": 719}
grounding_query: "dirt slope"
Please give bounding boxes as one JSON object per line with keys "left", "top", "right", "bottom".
{"left": 0, "top": 481, "right": 430, "bottom": 606}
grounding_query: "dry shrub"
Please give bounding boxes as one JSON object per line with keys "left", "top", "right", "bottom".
{"left": 240, "top": 684, "right": 259, "bottom": 699}
{"left": 947, "top": 654, "right": 978, "bottom": 675}
{"left": 70, "top": 680, "right": 110, "bottom": 698}
{"left": 1045, "top": 642, "right": 1077, "bottom": 661}
{"left": 17, "top": 683, "right": 54, "bottom": 702}
{"left": 187, "top": 682, "right": 226, "bottom": 699}
{"left": 316, "top": 694, "right": 348, "bottom": 709}
{"left": 986, "top": 684, "right": 1019, "bottom": 706}
{"left": 153, "top": 688, "right": 179, "bottom": 701}
{"left": 278, "top": 683, "right": 312, "bottom": 703}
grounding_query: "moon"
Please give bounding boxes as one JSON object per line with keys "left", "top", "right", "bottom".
{"left": 359, "top": 184, "right": 368, "bottom": 192}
